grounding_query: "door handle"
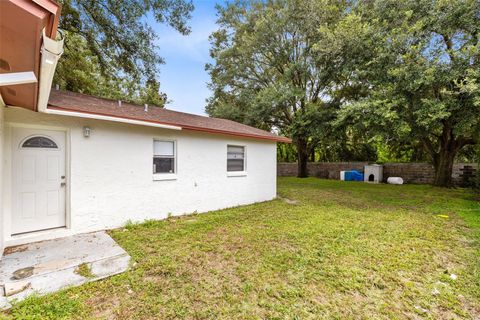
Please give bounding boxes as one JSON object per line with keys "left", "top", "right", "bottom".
{"left": 60, "top": 182, "right": 66, "bottom": 187}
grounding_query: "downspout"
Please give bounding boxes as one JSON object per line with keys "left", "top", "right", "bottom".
{"left": 37, "top": 28, "right": 64, "bottom": 113}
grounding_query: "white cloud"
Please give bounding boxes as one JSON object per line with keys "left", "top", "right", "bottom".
{"left": 152, "top": 2, "right": 220, "bottom": 115}
{"left": 155, "top": 4, "right": 218, "bottom": 63}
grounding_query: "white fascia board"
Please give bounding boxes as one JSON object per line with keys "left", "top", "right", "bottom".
{"left": 43, "top": 107, "right": 182, "bottom": 131}
{"left": 0, "top": 72, "right": 37, "bottom": 86}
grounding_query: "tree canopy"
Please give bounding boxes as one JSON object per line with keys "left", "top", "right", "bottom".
{"left": 54, "top": 0, "right": 193, "bottom": 106}
{"left": 341, "top": 0, "right": 480, "bottom": 186}
{"left": 206, "top": 0, "right": 373, "bottom": 177}
{"left": 206, "top": 0, "right": 479, "bottom": 186}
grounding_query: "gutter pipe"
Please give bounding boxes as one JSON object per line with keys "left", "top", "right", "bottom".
{"left": 37, "top": 28, "right": 64, "bottom": 112}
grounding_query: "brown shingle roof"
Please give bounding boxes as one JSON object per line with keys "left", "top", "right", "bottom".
{"left": 48, "top": 90, "right": 291, "bottom": 143}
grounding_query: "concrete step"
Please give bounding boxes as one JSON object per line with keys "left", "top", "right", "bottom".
{"left": 0, "top": 231, "right": 130, "bottom": 309}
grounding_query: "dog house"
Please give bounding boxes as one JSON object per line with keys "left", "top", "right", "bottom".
{"left": 364, "top": 164, "right": 383, "bottom": 183}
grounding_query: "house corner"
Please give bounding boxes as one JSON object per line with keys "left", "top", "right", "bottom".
{"left": 0, "top": 100, "right": 5, "bottom": 258}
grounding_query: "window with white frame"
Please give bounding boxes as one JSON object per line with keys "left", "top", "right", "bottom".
{"left": 153, "top": 140, "right": 175, "bottom": 174}
{"left": 227, "top": 145, "right": 245, "bottom": 172}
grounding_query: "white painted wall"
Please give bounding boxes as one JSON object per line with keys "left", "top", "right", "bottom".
{"left": 2, "top": 107, "right": 277, "bottom": 245}
{"left": 0, "top": 105, "right": 4, "bottom": 256}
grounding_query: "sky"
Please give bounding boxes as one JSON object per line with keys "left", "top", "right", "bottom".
{"left": 151, "top": 1, "right": 222, "bottom": 115}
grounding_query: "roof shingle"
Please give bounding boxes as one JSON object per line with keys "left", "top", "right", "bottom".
{"left": 48, "top": 90, "right": 291, "bottom": 143}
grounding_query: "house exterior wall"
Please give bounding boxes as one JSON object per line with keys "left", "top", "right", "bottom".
{"left": 0, "top": 105, "right": 4, "bottom": 256}
{"left": 2, "top": 107, "right": 277, "bottom": 245}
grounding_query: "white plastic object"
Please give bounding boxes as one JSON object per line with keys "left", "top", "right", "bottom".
{"left": 387, "top": 177, "right": 404, "bottom": 185}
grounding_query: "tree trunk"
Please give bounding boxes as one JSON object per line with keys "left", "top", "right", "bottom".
{"left": 296, "top": 137, "right": 309, "bottom": 178}
{"left": 421, "top": 117, "right": 477, "bottom": 187}
{"left": 309, "top": 145, "right": 316, "bottom": 162}
{"left": 432, "top": 141, "right": 458, "bottom": 187}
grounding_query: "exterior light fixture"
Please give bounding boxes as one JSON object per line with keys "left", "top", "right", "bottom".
{"left": 83, "top": 126, "right": 91, "bottom": 138}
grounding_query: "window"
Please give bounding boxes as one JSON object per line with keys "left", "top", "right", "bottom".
{"left": 153, "top": 140, "right": 175, "bottom": 174}
{"left": 22, "top": 136, "right": 58, "bottom": 149}
{"left": 227, "top": 145, "right": 245, "bottom": 172}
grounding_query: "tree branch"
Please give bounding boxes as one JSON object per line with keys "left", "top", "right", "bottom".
{"left": 441, "top": 34, "right": 455, "bottom": 62}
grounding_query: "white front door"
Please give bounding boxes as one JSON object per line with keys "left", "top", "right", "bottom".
{"left": 12, "top": 128, "right": 66, "bottom": 235}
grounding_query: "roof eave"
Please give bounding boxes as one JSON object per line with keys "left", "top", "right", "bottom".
{"left": 0, "top": 0, "right": 62, "bottom": 110}
{"left": 45, "top": 105, "right": 182, "bottom": 131}
{"left": 46, "top": 105, "right": 291, "bottom": 143}
{"left": 181, "top": 126, "right": 292, "bottom": 143}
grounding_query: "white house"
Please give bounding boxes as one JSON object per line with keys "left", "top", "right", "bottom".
{"left": 0, "top": 1, "right": 290, "bottom": 259}
{"left": 1, "top": 90, "right": 289, "bottom": 253}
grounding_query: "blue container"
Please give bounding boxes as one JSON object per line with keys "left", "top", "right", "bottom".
{"left": 344, "top": 170, "right": 364, "bottom": 181}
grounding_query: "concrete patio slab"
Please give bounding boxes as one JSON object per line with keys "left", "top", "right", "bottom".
{"left": 0, "top": 231, "right": 130, "bottom": 309}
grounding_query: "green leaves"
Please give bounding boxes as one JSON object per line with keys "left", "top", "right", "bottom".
{"left": 346, "top": 0, "right": 480, "bottom": 185}
{"left": 206, "top": 0, "right": 479, "bottom": 178}
{"left": 206, "top": 0, "right": 372, "bottom": 163}
{"left": 54, "top": 0, "right": 193, "bottom": 105}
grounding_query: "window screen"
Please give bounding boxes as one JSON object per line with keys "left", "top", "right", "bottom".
{"left": 227, "top": 145, "right": 245, "bottom": 172}
{"left": 153, "top": 140, "right": 175, "bottom": 173}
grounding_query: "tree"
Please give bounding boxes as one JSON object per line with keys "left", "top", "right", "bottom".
{"left": 141, "top": 77, "right": 168, "bottom": 106}
{"left": 476, "top": 144, "right": 480, "bottom": 192}
{"left": 54, "top": 32, "right": 167, "bottom": 106}
{"left": 206, "top": 0, "right": 372, "bottom": 177}
{"left": 54, "top": 0, "right": 193, "bottom": 105}
{"left": 343, "top": 0, "right": 480, "bottom": 186}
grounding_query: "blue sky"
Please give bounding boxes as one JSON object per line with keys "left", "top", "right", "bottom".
{"left": 152, "top": 1, "right": 222, "bottom": 115}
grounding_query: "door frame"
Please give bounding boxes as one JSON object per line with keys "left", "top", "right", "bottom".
{"left": 3, "top": 122, "right": 72, "bottom": 246}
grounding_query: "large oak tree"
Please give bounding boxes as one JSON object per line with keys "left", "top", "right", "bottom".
{"left": 207, "top": 0, "right": 479, "bottom": 185}
{"left": 206, "top": 0, "right": 371, "bottom": 177}
{"left": 342, "top": 0, "right": 480, "bottom": 186}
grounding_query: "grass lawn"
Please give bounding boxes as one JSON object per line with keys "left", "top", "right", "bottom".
{"left": 3, "top": 178, "right": 480, "bottom": 319}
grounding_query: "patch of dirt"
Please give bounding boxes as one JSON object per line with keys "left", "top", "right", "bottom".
{"left": 278, "top": 196, "right": 300, "bottom": 205}
{"left": 458, "top": 295, "right": 480, "bottom": 318}
{"left": 87, "top": 293, "right": 122, "bottom": 320}
{"left": 3, "top": 245, "right": 28, "bottom": 255}
{"left": 144, "top": 230, "right": 250, "bottom": 303}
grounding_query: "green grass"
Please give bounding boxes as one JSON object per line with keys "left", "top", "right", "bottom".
{"left": 3, "top": 178, "right": 479, "bottom": 319}
{"left": 74, "top": 263, "right": 95, "bottom": 279}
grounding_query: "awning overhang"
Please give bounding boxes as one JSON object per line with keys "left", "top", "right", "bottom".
{"left": 0, "top": 0, "right": 62, "bottom": 111}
